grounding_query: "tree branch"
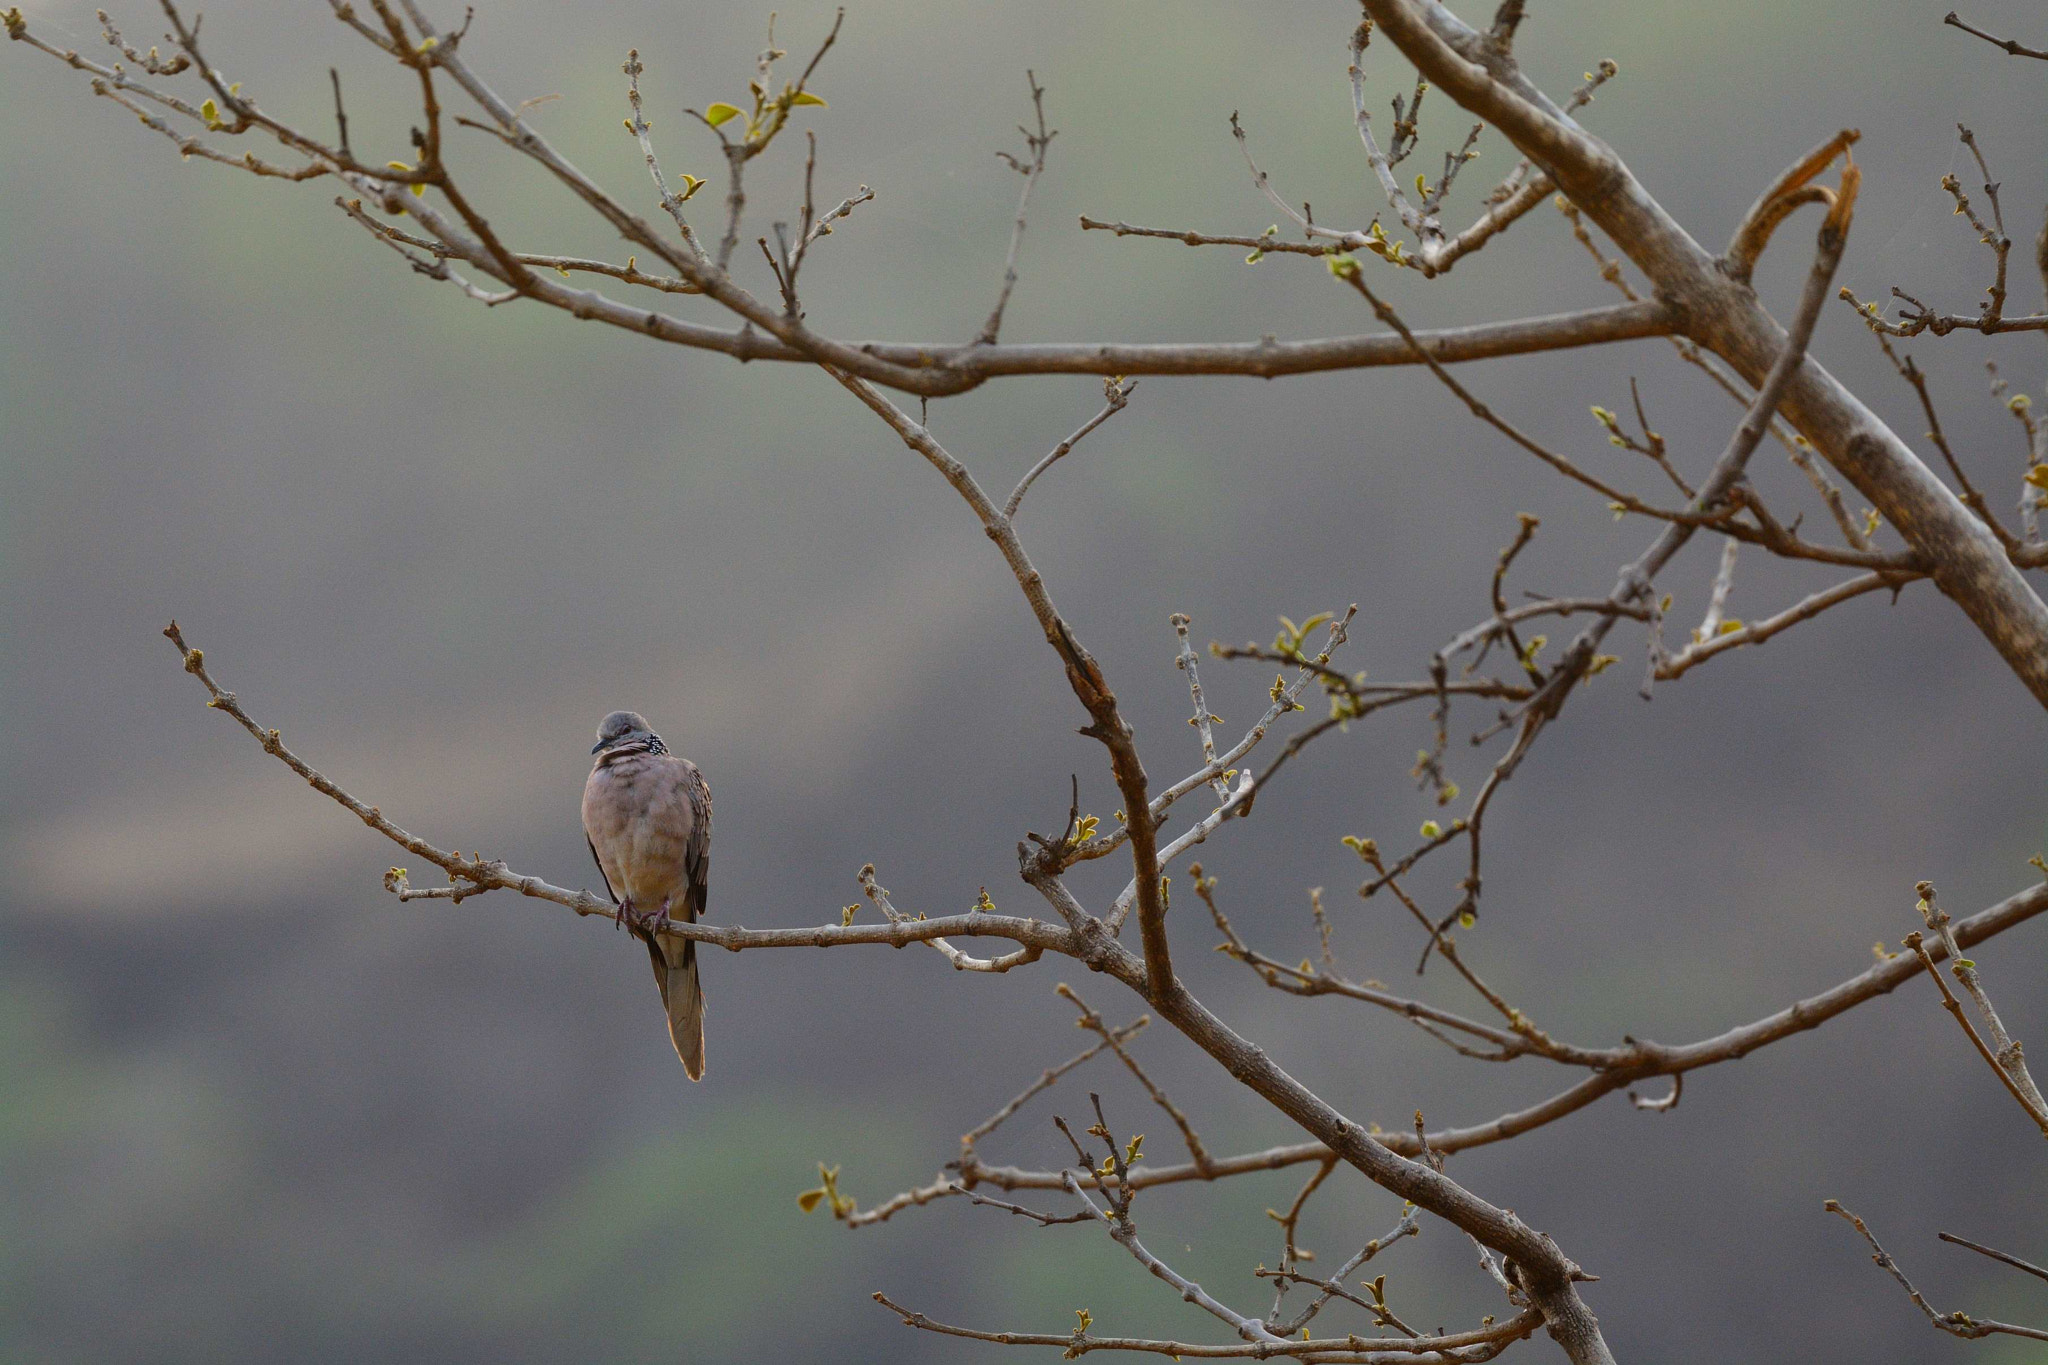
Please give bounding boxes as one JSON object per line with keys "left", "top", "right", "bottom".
{"left": 1360, "top": 0, "right": 2048, "bottom": 706}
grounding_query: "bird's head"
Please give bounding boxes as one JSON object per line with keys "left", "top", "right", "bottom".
{"left": 592, "top": 710, "right": 666, "bottom": 758}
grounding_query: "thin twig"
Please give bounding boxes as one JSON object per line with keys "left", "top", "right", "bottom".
{"left": 1826, "top": 1201, "right": 2048, "bottom": 1342}
{"left": 1944, "top": 10, "right": 2048, "bottom": 60}
{"left": 1005, "top": 379, "right": 1134, "bottom": 519}
{"left": 978, "top": 70, "right": 1055, "bottom": 344}
{"left": 1938, "top": 1232, "right": 2048, "bottom": 1285}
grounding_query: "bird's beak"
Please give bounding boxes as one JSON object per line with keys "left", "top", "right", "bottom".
{"left": 591, "top": 739, "right": 607, "bottom": 755}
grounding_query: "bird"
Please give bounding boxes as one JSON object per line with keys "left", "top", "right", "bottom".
{"left": 582, "top": 710, "right": 711, "bottom": 1079}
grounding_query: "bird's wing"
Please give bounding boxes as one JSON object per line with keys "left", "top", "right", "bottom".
{"left": 587, "top": 835, "right": 619, "bottom": 905}
{"left": 680, "top": 760, "right": 711, "bottom": 924}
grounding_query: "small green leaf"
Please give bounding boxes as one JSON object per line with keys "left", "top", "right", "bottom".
{"left": 386, "top": 159, "right": 426, "bottom": 197}
{"left": 1420, "top": 820, "right": 1441, "bottom": 839}
{"left": 789, "top": 90, "right": 827, "bottom": 107}
{"left": 678, "top": 173, "right": 705, "bottom": 201}
{"left": 704, "top": 101, "right": 742, "bottom": 127}
{"left": 796, "top": 1187, "right": 827, "bottom": 1212}
{"left": 200, "top": 97, "right": 219, "bottom": 124}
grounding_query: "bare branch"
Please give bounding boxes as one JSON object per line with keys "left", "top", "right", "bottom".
{"left": 1171, "top": 614, "right": 1232, "bottom": 806}
{"left": 1053, "top": 1169, "right": 1287, "bottom": 1351}
{"left": 1627, "top": 1074, "right": 1681, "bottom": 1112}
{"left": 961, "top": 1012, "right": 1149, "bottom": 1155}
{"left": 979, "top": 71, "right": 1055, "bottom": 344}
{"left": 621, "top": 49, "right": 709, "bottom": 263}
{"left": 1005, "top": 379, "right": 1135, "bottom": 519}
{"left": 159, "top": 621, "right": 1077, "bottom": 956}
{"left": 1079, "top": 217, "right": 1338, "bottom": 257}
{"left": 860, "top": 864, "right": 1048, "bottom": 974}
{"left": 951, "top": 1184, "right": 1096, "bottom": 1226}
{"left": 872, "top": 1290, "right": 1543, "bottom": 1360}
{"left": 1723, "top": 129, "right": 1860, "bottom": 284}
{"left": 1361, "top": 0, "right": 2048, "bottom": 705}
{"left": 1059, "top": 983, "right": 1213, "bottom": 1171}
{"left": 1654, "top": 569, "right": 1919, "bottom": 681}
{"left": 1839, "top": 126, "right": 2048, "bottom": 339}
{"left": 1091, "top": 607, "right": 1354, "bottom": 877}
{"left": 1909, "top": 882, "right": 2048, "bottom": 1134}
{"left": 858, "top": 878, "right": 2048, "bottom": 1214}
{"left": 1269, "top": 1208, "right": 1424, "bottom": 1337}
{"left": 1260, "top": 1156, "right": 1337, "bottom": 1325}
{"left": 1937, "top": 1232, "right": 2048, "bottom": 1285}
{"left": 816, "top": 369, "right": 1176, "bottom": 995}
{"left": 1825, "top": 1202, "right": 2048, "bottom": 1342}
{"left": 1693, "top": 539, "right": 1740, "bottom": 642}
{"left": 1944, "top": 10, "right": 2048, "bottom": 60}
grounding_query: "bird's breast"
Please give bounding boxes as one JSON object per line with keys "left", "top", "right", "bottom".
{"left": 582, "top": 757, "right": 695, "bottom": 905}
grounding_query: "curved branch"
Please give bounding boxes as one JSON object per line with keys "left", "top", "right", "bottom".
{"left": 161, "top": 622, "right": 1077, "bottom": 958}
{"left": 1360, "top": 0, "right": 2048, "bottom": 706}
{"left": 857, "top": 878, "right": 2048, "bottom": 1214}
{"left": 873, "top": 1291, "right": 1543, "bottom": 1361}
{"left": 1655, "top": 569, "right": 1920, "bottom": 680}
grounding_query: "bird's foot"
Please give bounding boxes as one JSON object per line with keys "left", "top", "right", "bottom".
{"left": 615, "top": 897, "right": 633, "bottom": 932}
{"left": 631, "top": 900, "right": 669, "bottom": 934}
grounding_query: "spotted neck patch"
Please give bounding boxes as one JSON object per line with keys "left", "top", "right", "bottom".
{"left": 599, "top": 733, "right": 668, "bottom": 765}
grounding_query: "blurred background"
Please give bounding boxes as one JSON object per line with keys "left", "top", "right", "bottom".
{"left": 4, "top": 1, "right": 2046, "bottom": 1360}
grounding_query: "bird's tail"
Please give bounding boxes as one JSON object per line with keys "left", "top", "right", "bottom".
{"left": 643, "top": 932, "right": 705, "bottom": 1080}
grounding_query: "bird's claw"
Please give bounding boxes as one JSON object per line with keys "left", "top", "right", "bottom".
{"left": 615, "top": 897, "right": 633, "bottom": 931}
